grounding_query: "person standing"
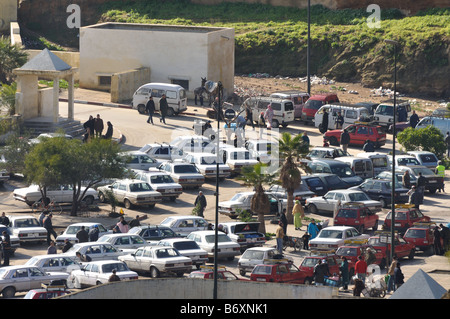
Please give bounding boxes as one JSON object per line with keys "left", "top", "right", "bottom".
{"left": 394, "top": 262, "right": 405, "bottom": 289}
{"left": 417, "top": 172, "right": 426, "bottom": 204}
{"left": 279, "top": 211, "right": 288, "bottom": 236}
{"left": 43, "top": 213, "right": 57, "bottom": 246}
{"left": 129, "top": 215, "right": 141, "bottom": 229}
{"left": 340, "top": 129, "right": 350, "bottom": 153}
{"left": 275, "top": 222, "right": 285, "bottom": 254}
{"left": 402, "top": 170, "right": 411, "bottom": 189}
{"left": 307, "top": 220, "right": 319, "bottom": 240}
{"left": 436, "top": 161, "right": 445, "bottom": 192}
{"left": 1, "top": 230, "right": 11, "bottom": 266}
{"left": 0, "top": 212, "right": 9, "bottom": 226}
{"left": 76, "top": 225, "right": 89, "bottom": 243}
{"left": 293, "top": 200, "right": 304, "bottom": 231}
{"left": 94, "top": 114, "right": 104, "bottom": 137}
{"left": 339, "top": 256, "right": 350, "bottom": 291}
{"left": 47, "top": 241, "right": 57, "bottom": 254}
{"left": 245, "top": 104, "right": 255, "bottom": 130}
{"left": 302, "top": 232, "right": 310, "bottom": 250}
{"left": 407, "top": 186, "right": 421, "bottom": 209}
{"left": 433, "top": 226, "right": 443, "bottom": 255}
{"left": 409, "top": 110, "right": 419, "bottom": 128}
{"left": 146, "top": 96, "right": 155, "bottom": 124}
{"left": 387, "top": 257, "right": 398, "bottom": 293}
{"left": 88, "top": 225, "right": 100, "bottom": 242}
{"left": 439, "top": 223, "right": 450, "bottom": 252}
{"left": 117, "top": 216, "right": 129, "bottom": 233}
{"left": 103, "top": 121, "right": 113, "bottom": 139}
{"left": 302, "top": 132, "right": 310, "bottom": 147}
{"left": 264, "top": 104, "right": 274, "bottom": 129}
{"left": 159, "top": 94, "right": 168, "bottom": 124}
{"left": 313, "top": 259, "right": 330, "bottom": 286}
{"left": 62, "top": 238, "right": 73, "bottom": 253}
{"left": 335, "top": 111, "right": 344, "bottom": 129}
{"left": 83, "top": 115, "right": 95, "bottom": 142}
{"left": 320, "top": 109, "right": 329, "bottom": 133}
{"left": 109, "top": 269, "right": 121, "bottom": 282}
{"left": 445, "top": 132, "right": 450, "bottom": 157}
{"left": 354, "top": 255, "right": 368, "bottom": 282}
{"left": 194, "top": 191, "right": 207, "bottom": 217}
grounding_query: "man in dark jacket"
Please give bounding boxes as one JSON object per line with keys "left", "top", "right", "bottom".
{"left": 1, "top": 230, "right": 11, "bottom": 266}
{"left": 103, "top": 121, "right": 113, "bottom": 139}
{"left": 409, "top": 110, "right": 419, "bottom": 128}
{"left": 43, "top": 214, "right": 57, "bottom": 246}
{"left": 340, "top": 129, "right": 350, "bottom": 153}
{"left": 94, "top": 114, "right": 104, "bottom": 137}
{"left": 159, "top": 94, "right": 168, "bottom": 124}
{"left": 88, "top": 225, "right": 100, "bottom": 242}
{"left": 363, "top": 140, "right": 375, "bottom": 152}
{"left": 76, "top": 226, "right": 89, "bottom": 243}
{"left": 320, "top": 110, "right": 329, "bottom": 133}
{"left": 313, "top": 259, "right": 330, "bottom": 286}
{"left": 145, "top": 96, "right": 155, "bottom": 124}
{"left": 194, "top": 191, "right": 207, "bottom": 217}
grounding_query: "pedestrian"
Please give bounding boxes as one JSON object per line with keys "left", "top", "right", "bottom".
{"left": 245, "top": 103, "right": 255, "bottom": 130}
{"left": 235, "top": 114, "right": 246, "bottom": 144}
{"left": 62, "top": 238, "right": 73, "bottom": 253}
{"left": 47, "top": 240, "right": 57, "bottom": 254}
{"left": 409, "top": 110, "right": 419, "bottom": 128}
{"left": 407, "top": 186, "right": 421, "bottom": 209}
{"left": 394, "top": 262, "right": 405, "bottom": 289}
{"left": 446, "top": 132, "right": 450, "bottom": 157}
{"left": 43, "top": 213, "right": 57, "bottom": 246}
{"left": 320, "top": 109, "right": 329, "bottom": 133}
{"left": 313, "top": 259, "right": 330, "bottom": 286}
{"left": 1, "top": 230, "right": 11, "bottom": 266}
{"left": 402, "top": 170, "right": 411, "bottom": 189}
{"left": 435, "top": 161, "right": 445, "bottom": 192}
{"left": 292, "top": 200, "right": 304, "bottom": 231}
{"left": 159, "top": 94, "right": 168, "bottom": 124}
{"left": 109, "top": 269, "right": 121, "bottom": 282}
{"left": 83, "top": 115, "right": 95, "bottom": 142}
{"left": 339, "top": 256, "right": 350, "bottom": 291}
{"left": 335, "top": 111, "right": 344, "bottom": 129}
{"left": 302, "top": 232, "right": 310, "bottom": 250}
{"left": 76, "top": 251, "right": 91, "bottom": 262}
{"left": 129, "top": 215, "right": 141, "bottom": 229}
{"left": 76, "top": 225, "right": 89, "bottom": 243}
{"left": 307, "top": 220, "right": 319, "bottom": 240}
{"left": 103, "top": 121, "right": 113, "bottom": 139}
{"left": 302, "top": 132, "right": 310, "bottom": 147}
{"left": 275, "top": 222, "right": 285, "bottom": 254}
{"left": 363, "top": 139, "right": 375, "bottom": 152}
{"left": 94, "top": 114, "right": 104, "bottom": 137}
{"left": 88, "top": 225, "right": 100, "bottom": 242}
{"left": 194, "top": 191, "right": 207, "bottom": 217}
{"left": 212, "top": 97, "right": 224, "bottom": 121}
{"left": 116, "top": 216, "right": 129, "bottom": 233}
{"left": 264, "top": 104, "right": 274, "bottom": 129}
{"left": 340, "top": 128, "right": 350, "bottom": 153}
{"left": 417, "top": 172, "right": 426, "bottom": 204}
{"left": 333, "top": 199, "right": 342, "bottom": 219}
{"left": 279, "top": 211, "right": 288, "bottom": 236}
{"left": 439, "top": 223, "right": 450, "bottom": 252}
{"left": 433, "top": 226, "right": 443, "bottom": 255}
{"left": 38, "top": 211, "right": 47, "bottom": 227}
{"left": 354, "top": 255, "right": 368, "bottom": 282}
{"left": 387, "top": 257, "right": 398, "bottom": 293}
{"left": 398, "top": 105, "right": 407, "bottom": 122}
{"left": 146, "top": 96, "right": 155, "bottom": 124}
{"left": 0, "top": 212, "right": 9, "bottom": 226}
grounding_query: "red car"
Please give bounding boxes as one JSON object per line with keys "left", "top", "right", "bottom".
{"left": 24, "top": 284, "right": 71, "bottom": 299}
{"left": 336, "top": 242, "right": 383, "bottom": 271}
{"left": 188, "top": 266, "right": 246, "bottom": 281}
{"left": 250, "top": 259, "right": 305, "bottom": 284}
{"left": 324, "top": 123, "right": 386, "bottom": 148}
{"left": 383, "top": 204, "right": 431, "bottom": 233}
{"left": 297, "top": 254, "right": 341, "bottom": 285}
{"left": 334, "top": 202, "right": 379, "bottom": 233}
{"left": 301, "top": 93, "right": 339, "bottom": 124}
{"left": 403, "top": 222, "right": 444, "bottom": 255}
{"left": 367, "top": 231, "right": 415, "bottom": 268}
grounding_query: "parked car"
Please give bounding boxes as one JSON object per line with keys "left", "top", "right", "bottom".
{"left": 28, "top": 132, "right": 73, "bottom": 145}
{"left": 335, "top": 156, "right": 374, "bottom": 179}
{"left": 250, "top": 259, "right": 304, "bottom": 284}
{"left": 244, "top": 139, "right": 277, "bottom": 164}
{"left": 307, "top": 159, "right": 363, "bottom": 187}
{"left": 308, "top": 226, "right": 370, "bottom": 251}
{"left": 183, "top": 152, "right": 231, "bottom": 180}
{"left": 269, "top": 90, "right": 310, "bottom": 118}
{"left": 133, "top": 169, "right": 183, "bottom": 201}
{"left": 0, "top": 266, "right": 69, "bottom": 298}
{"left": 396, "top": 165, "right": 444, "bottom": 194}
{"left": 389, "top": 155, "right": 421, "bottom": 167}
{"left": 217, "top": 222, "right": 266, "bottom": 252}
{"left": 268, "top": 183, "right": 315, "bottom": 206}
{"left": 24, "top": 254, "right": 81, "bottom": 274}
{"left": 169, "top": 135, "right": 215, "bottom": 155}
{"left": 158, "top": 238, "right": 209, "bottom": 269}
{"left": 96, "top": 233, "right": 149, "bottom": 251}
{"left": 97, "top": 179, "right": 163, "bottom": 209}
{"left": 355, "top": 102, "right": 379, "bottom": 115}
{"left": 55, "top": 222, "right": 111, "bottom": 248}
{"left": 189, "top": 266, "right": 244, "bottom": 280}
{"left": 63, "top": 242, "right": 127, "bottom": 261}
{"left": 374, "top": 170, "right": 417, "bottom": 188}
{"left": 350, "top": 178, "right": 409, "bottom": 208}
{"left": 138, "top": 143, "right": 181, "bottom": 161}
{"left": 8, "top": 215, "right": 47, "bottom": 244}
{"left": 238, "top": 247, "right": 291, "bottom": 276}
{"left": 383, "top": 204, "right": 431, "bottom": 234}
{"left": 0, "top": 226, "right": 20, "bottom": 253}
{"left": 357, "top": 152, "right": 390, "bottom": 175}
{"left": 301, "top": 93, "right": 339, "bottom": 124}
{"left": 406, "top": 151, "right": 439, "bottom": 169}
{"left": 128, "top": 225, "right": 179, "bottom": 242}
{"left": 186, "top": 230, "right": 241, "bottom": 261}
{"left": 297, "top": 254, "right": 341, "bottom": 285}
{"left": 23, "top": 283, "right": 71, "bottom": 299}
{"left": 159, "top": 216, "right": 209, "bottom": 237}
{"left": 13, "top": 184, "right": 98, "bottom": 206}
{"left": 121, "top": 151, "right": 160, "bottom": 170}
{"left": 334, "top": 202, "right": 379, "bottom": 233}
{"left": 324, "top": 123, "right": 386, "bottom": 148}
{"left": 68, "top": 260, "right": 138, "bottom": 288}
{"left": 403, "top": 222, "right": 443, "bottom": 255}
{"left": 307, "top": 147, "right": 350, "bottom": 160}
{"left": 336, "top": 243, "right": 382, "bottom": 271}
{"left": 415, "top": 116, "right": 450, "bottom": 138}
{"left": 244, "top": 97, "right": 295, "bottom": 128}
{"left": 367, "top": 231, "right": 416, "bottom": 267}
{"left": 219, "top": 147, "right": 258, "bottom": 175}
{"left": 373, "top": 99, "right": 411, "bottom": 130}
{"left": 306, "top": 189, "right": 382, "bottom": 215}
{"left": 157, "top": 161, "right": 205, "bottom": 189}
{"left": 118, "top": 246, "right": 192, "bottom": 278}
{"left": 301, "top": 174, "right": 344, "bottom": 196}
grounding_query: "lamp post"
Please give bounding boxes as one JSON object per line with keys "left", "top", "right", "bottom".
{"left": 306, "top": 0, "right": 311, "bottom": 95}
{"left": 385, "top": 39, "right": 399, "bottom": 263}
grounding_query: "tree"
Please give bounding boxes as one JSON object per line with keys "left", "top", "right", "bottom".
{"left": 277, "top": 132, "right": 309, "bottom": 224}
{"left": 397, "top": 125, "right": 446, "bottom": 158}
{"left": 24, "top": 135, "right": 128, "bottom": 216}
{"left": 238, "top": 162, "right": 275, "bottom": 234}
{"left": 0, "top": 36, "right": 28, "bottom": 84}
{"left": 0, "top": 130, "right": 33, "bottom": 175}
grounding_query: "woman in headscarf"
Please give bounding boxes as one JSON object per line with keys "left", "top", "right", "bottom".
{"left": 293, "top": 200, "right": 305, "bottom": 231}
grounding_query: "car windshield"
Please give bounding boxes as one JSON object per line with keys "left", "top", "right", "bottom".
{"left": 174, "top": 165, "right": 198, "bottom": 173}
{"left": 230, "top": 151, "right": 251, "bottom": 160}
{"left": 318, "top": 229, "right": 343, "bottom": 239}
{"left": 150, "top": 175, "right": 175, "bottom": 183}
{"left": 252, "top": 265, "right": 273, "bottom": 275}
{"left": 102, "top": 263, "right": 129, "bottom": 273}
{"left": 385, "top": 211, "right": 408, "bottom": 220}
{"left": 14, "top": 218, "right": 40, "bottom": 228}
{"left": 155, "top": 248, "right": 180, "bottom": 258}
{"left": 336, "top": 209, "right": 357, "bottom": 218}
{"left": 411, "top": 167, "right": 435, "bottom": 176}
{"left": 129, "top": 182, "right": 153, "bottom": 192}
{"left": 304, "top": 100, "right": 323, "bottom": 110}
{"left": 230, "top": 193, "right": 246, "bottom": 202}
{"left": 331, "top": 166, "right": 355, "bottom": 177}
{"left": 336, "top": 247, "right": 358, "bottom": 257}
{"left": 160, "top": 218, "right": 174, "bottom": 227}
{"left": 173, "top": 241, "right": 200, "bottom": 250}
{"left": 301, "top": 258, "right": 320, "bottom": 267}
{"left": 375, "top": 104, "right": 393, "bottom": 116}
{"left": 404, "top": 229, "right": 426, "bottom": 238}
{"left": 205, "top": 234, "right": 232, "bottom": 243}
{"left": 348, "top": 192, "right": 370, "bottom": 201}
{"left": 305, "top": 177, "right": 324, "bottom": 187}
{"left": 241, "top": 250, "right": 266, "bottom": 260}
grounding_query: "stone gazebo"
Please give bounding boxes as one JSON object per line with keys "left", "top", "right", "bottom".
{"left": 13, "top": 48, "right": 77, "bottom": 126}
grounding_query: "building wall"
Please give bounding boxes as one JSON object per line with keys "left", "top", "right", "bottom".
{"left": 110, "top": 67, "right": 151, "bottom": 103}
{"left": 0, "top": 0, "right": 17, "bottom": 32}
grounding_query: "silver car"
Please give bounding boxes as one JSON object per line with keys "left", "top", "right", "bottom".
{"left": 157, "top": 162, "right": 205, "bottom": 189}
{"left": 63, "top": 242, "right": 127, "bottom": 261}
{"left": 24, "top": 254, "right": 81, "bottom": 273}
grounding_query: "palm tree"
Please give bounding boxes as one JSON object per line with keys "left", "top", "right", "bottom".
{"left": 0, "top": 36, "right": 28, "bottom": 84}
{"left": 277, "top": 132, "right": 309, "bottom": 224}
{"left": 238, "top": 162, "right": 275, "bottom": 234}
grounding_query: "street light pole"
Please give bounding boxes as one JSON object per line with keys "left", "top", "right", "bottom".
{"left": 307, "top": 0, "right": 311, "bottom": 95}
{"left": 385, "top": 39, "right": 399, "bottom": 263}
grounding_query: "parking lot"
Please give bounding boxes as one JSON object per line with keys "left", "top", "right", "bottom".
{"left": 1, "top": 95, "right": 449, "bottom": 298}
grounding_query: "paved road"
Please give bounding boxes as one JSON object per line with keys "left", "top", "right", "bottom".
{"left": 2, "top": 98, "right": 449, "bottom": 298}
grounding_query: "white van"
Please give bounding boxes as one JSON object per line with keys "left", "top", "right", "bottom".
{"left": 373, "top": 99, "right": 411, "bottom": 129}
{"left": 132, "top": 83, "right": 188, "bottom": 116}
{"left": 357, "top": 152, "right": 390, "bottom": 175}
{"left": 415, "top": 116, "right": 450, "bottom": 137}
{"left": 314, "top": 103, "right": 370, "bottom": 131}
{"left": 245, "top": 97, "right": 295, "bottom": 128}
{"left": 269, "top": 91, "right": 310, "bottom": 119}
{"left": 335, "top": 156, "right": 374, "bottom": 179}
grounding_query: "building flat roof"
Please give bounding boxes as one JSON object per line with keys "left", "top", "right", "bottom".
{"left": 85, "top": 22, "right": 231, "bottom": 34}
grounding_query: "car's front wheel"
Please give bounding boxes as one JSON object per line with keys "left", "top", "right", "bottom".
{"left": 124, "top": 199, "right": 132, "bottom": 209}
{"left": 98, "top": 192, "right": 106, "bottom": 203}
{"left": 150, "top": 266, "right": 160, "bottom": 278}
{"left": 2, "top": 286, "right": 15, "bottom": 298}
{"left": 307, "top": 204, "right": 318, "bottom": 214}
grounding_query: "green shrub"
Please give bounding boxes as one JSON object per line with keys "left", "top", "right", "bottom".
{"left": 397, "top": 126, "right": 447, "bottom": 158}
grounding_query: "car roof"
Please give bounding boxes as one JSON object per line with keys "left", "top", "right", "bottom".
{"left": 310, "top": 159, "right": 348, "bottom": 165}
{"left": 68, "top": 222, "right": 104, "bottom": 227}
{"left": 159, "top": 238, "right": 194, "bottom": 243}
{"left": 244, "top": 247, "right": 276, "bottom": 252}
{"left": 327, "top": 189, "right": 363, "bottom": 194}
{"left": 164, "top": 215, "right": 205, "bottom": 220}
{"left": 219, "top": 222, "right": 259, "bottom": 226}
{"left": 189, "top": 230, "right": 221, "bottom": 236}
{"left": 9, "top": 215, "right": 38, "bottom": 220}
{"left": 83, "top": 260, "right": 126, "bottom": 266}
{"left": 28, "top": 254, "right": 74, "bottom": 260}
{"left": 320, "top": 226, "right": 356, "bottom": 231}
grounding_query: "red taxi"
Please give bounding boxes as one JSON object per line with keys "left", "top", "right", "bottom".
{"left": 297, "top": 253, "right": 341, "bottom": 285}
{"left": 188, "top": 266, "right": 246, "bottom": 281}
{"left": 334, "top": 202, "right": 379, "bottom": 233}
{"left": 324, "top": 122, "right": 386, "bottom": 148}
{"left": 367, "top": 231, "right": 415, "bottom": 268}
{"left": 383, "top": 204, "right": 431, "bottom": 233}
{"left": 250, "top": 259, "right": 304, "bottom": 284}
{"left": 24, "top": 283, "right": 71, "bottom": 299}
{"left": 403, "top": 222, "right": 444, "bottom": 255}
{"left": 335, "top": 240, "right": 383, "bottom": 271}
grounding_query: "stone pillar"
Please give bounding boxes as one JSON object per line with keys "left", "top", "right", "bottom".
{"left": 53, "top": 77, "right": 60, "bottom": 123}
{"left": 16, "top": 74, "right": 39, "bottom": 120}
{"left": 67, "top": 74, "right": 74, "bottom": 120}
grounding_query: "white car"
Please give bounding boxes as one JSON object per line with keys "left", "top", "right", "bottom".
{"left": 388, "top": 155, "right": 421, "bottom": 167}
{"left": 0, "top": 225, "right": 20, "bottom": 253}
{"left": 96, "top": 233, "right": 149, "bottom": 251}
{"left": 8, "top": 215, "right": 47, "bottom": 244}
{"left": 157, "top": 161, "right": 205, "bottom": 189}
{"left": 159, "top": 215, "right": 210, "bottom": 237}
{"left": 169, "top": 135, "right": 215, "bottom": 155}
{"left": 244, "top": 139, "right": 277, "bottom": 164}
{"left": 138, "top": 143, "right": 181, "bottom": 161}
{"left": 28, "top": 133, "right": 73, "bottom": 145}
{"left": 306, "top": 189, "right": 382, "bottom": 214}
{"left": 97, "top": 179, "right": 162, "bottom": 209}
{"left": 217, "top": 222, "right": 266, "bottom": 251}
{"left": 0, "top": 266, "right": 69, "bottom": 298}
{"left": 63, "top": 242, "right": 127, "bottom": 261}
{"left": 238, "top": 247, "right": 292, "bottom": 276}
{"left": 133, "top": 169, "right": 183, "bottom": 201}
{"left": 118, "top": 246, "right": 192, "bottom": 278}
{"left": 13, "top": 184, "right": 98, "bottom": 206}
{"left": 68, "top": 260, "right": 138, "bottom": 288}
{"left": 307, "top": 147, "right": 350, "bottom": 160}
{"left": 268, "top": 183, "right": 315, "bottom": 206}
{"left": 121, "top": 151, "right": 160, "bottom": 170}
{"left": 219, "top": 147, "right": 258, "bottom": 175}
{"left": 24, "top": 254, "right": 81, "bottom": 273}
{"left": 158, "top": 238, "right": 209, "bottom": 269}
{"left": 308, "top": 226, "right": 370, "bottom": 251}
{"left": 186, "top": 230, "right": 241, "bottom": 261}
{"left": 55, "top": 222, "right": 111, "bottom": 248}
{"left": 406, "top": 151, "right": 438, "bottom": 169}
{"left": 183, "top": 152, "right": 231, "bottom": 179}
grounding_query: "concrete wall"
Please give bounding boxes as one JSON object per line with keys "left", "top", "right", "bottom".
{"left": 0, "top": 0, "right": 17, "bottom": 32}
{"left": 110, "top": 67, "right": 151, "bottom": 103}
{"left": 59, "top": 278, "right": 338, "bottom": 299}
{"left": 16, "top": 74, "right": 38, "bottom": 120}
{"left": 39, "top": 87, "right": 54, "bottom": 116}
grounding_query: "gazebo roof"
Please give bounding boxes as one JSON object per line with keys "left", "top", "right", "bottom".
{"left": 14, "top": 48, "right": 75, "bottom": 76}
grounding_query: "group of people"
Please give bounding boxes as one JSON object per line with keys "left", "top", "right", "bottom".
{"left": 145, "top": 94, "right": 169, "bottom": 125}
{"left": 83, "top": 114, "right": 113, "bottom": 142}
